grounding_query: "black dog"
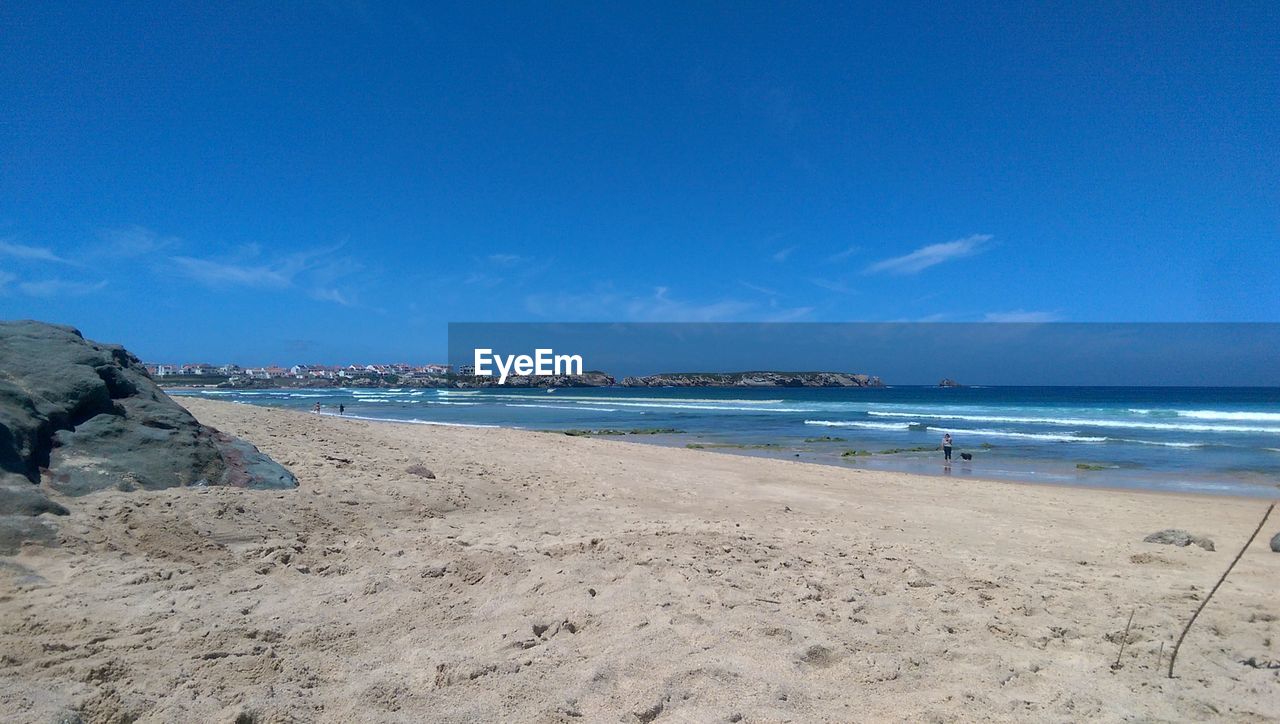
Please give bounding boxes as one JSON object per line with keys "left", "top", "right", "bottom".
{"left": 959, "top": 452, "right": 973, "bottom": 461}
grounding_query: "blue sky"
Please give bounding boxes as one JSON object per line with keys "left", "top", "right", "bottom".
{"left": 1, "top": 2, "right": 1277, "bottom": 364}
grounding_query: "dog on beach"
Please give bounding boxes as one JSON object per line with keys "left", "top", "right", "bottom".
{"left": 960, "top": 452, "right": 973, "bottom": 461}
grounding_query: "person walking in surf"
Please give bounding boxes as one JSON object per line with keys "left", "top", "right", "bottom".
{"left": 942, "top": 433, "right": 953, "bottom": 462}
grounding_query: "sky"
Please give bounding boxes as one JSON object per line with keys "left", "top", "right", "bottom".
{"left": 1, "top": 2, "right": 1277, "bottom": 365}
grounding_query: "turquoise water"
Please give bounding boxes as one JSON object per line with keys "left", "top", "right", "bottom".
{"left": 171, "top": 386, "right": 1280, "bottom": 497}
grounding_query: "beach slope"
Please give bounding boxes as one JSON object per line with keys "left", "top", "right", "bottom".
{"left": 1, "top": 398, "right": 1276, "bottom": 722}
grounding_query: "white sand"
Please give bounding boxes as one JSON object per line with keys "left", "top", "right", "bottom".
{"left": 1, "top": 398, "right": 1277, "bottom": 722}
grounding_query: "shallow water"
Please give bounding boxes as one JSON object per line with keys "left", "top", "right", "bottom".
{"left": 170, "top": 385, "right": 1280, "bottom": 497}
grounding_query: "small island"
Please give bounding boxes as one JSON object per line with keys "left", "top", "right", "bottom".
{"left": 938, "top": 378, "right": 962, "bottom": 388}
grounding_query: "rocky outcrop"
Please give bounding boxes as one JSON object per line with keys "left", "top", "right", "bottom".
{"left": 620, "top": 371, "right": 883, "bottom": 388}
{"left": 447, "top": 371, "right": 616, "bottom": 388}
{"left": 938, "top": 378, "right": 962, "bottom": 387}
{"left": 1143, "top": 529, "right": 1215, "bottom": 552}
{"left": 0, "top": 320, "right": 296, "bottom": 552}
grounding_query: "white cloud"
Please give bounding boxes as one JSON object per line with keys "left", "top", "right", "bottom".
{"left": 169, "top": 243, "right": 361, "bottom": 305}
{"left": 982, "top": 310, "right": 1060, "bottom": 323}
{"left": 171, "top": 257, "right": 293, "bottom": 288}
{"left": 772, "top": 246, "right": 796, "bottom": 262}
{"left": 827, "top": 245, "right": 860, "bottom": 262}
{"left": 487, "top": 253, "right": 523, "bottom": 266}
{"left": 627, "top": 287, "right": 754, "bottom": 322}
{"left": 0, "top": 239, "right": 71, "bottom": 264}
{"left": 810, "top": 277, "right": 853, "bottom": 294}
{"left": 311, "top": 287, "right": 354, "bottom": 306}
{"left": 0, "top": 271, "right": 15, "bottom": 291}
{"left": 524, "top": 283, "right": 816, "bottom": 323}
{"left": 98, "top": 226, "right": 177, "bottom": 257}
{"left": 865, "top": 234, "right": 991, "bottom": 275}
{"left": 16, "top": 279, "right": 107, "bottom": 297}
{"left": 739, "top": 280, "right": 781, "bottom": 297}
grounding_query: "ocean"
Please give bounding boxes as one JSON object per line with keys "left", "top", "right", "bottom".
{"left": 170, "top": 385, "right": 1280, "bottom": 498}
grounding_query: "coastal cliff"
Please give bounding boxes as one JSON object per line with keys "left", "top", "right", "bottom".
{"left": 620, "top": 371, "right": 883, "bottom": 388}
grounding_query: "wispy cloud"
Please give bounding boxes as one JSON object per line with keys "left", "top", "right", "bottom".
{"left": 810, "top": 277, "right": 854, "bottom": 294}
{"left": 0, "top": 271, "right": 15, "bottom": 291}
{"left": 0, "top": 239, "right": 72, "bottom": 264}
{"left": 463, "top": 272, "right": 505, "bottom": 289}
{"left": 982, "top": 310, "right": 1060, "bottom": 323}
{"left": 310, "top": 287, "right": 354, "bottom": 306}
{"left": 772, "top": 246, "right": 796, "bottom": 262}
{"left": 827, "top": 245, "right": 860, "bottom": 262}
{"left": 486, "top": 253, "right": 523, "bottom": 266}
{"left": 628, "top": 286, "right": 754, "bottom": 322}
{"left": 525, "top": 283, "right": 815, "bottom": 323}
{"left": 865, "top": 234, "right": 992, "bottom": 275}
{"left": 171, "top": 257, "right": 293, "bottom": 288}
{"left": 98, "top": 226, "right": 178, "bottom": 257}
{"left": 170, "top": 243, "right": 363, "bottom": 305}
{"left": 16, "top": 279, "right": 107, "bottom": 297}
{"left": 739, "top": 280, "right": 782, "bottom": 297}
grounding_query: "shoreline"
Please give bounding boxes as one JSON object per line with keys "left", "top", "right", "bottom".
{"left": 3, "top": 397, "right": 1277, "bottom": 721}
{"left": 213, "top": 397, "right": 1280, "bottom": 501}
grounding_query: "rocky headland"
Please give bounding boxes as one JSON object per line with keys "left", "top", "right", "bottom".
{"left": 620, "top": 371, "right": 883, "bottom": 387}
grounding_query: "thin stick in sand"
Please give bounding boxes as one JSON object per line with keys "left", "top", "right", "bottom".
{"left": 1167, "top": 502, "right": 1275, "bottom": 679}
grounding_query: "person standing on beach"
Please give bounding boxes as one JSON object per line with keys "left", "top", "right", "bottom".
{"left": 942, "top": 433, "right": 953, "bottom": 461}
{"left": 313, "top": 402, "right": 321, "bottom": 414}
{"left": 339, "top": 403, "right": 345, "bottom": 415}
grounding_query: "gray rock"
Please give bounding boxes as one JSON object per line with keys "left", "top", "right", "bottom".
{"left": 1144, "top": 529, "right": 1215, "bottom": 551}
{"left": 0, "top": 321, "right": 297, "bottom": 548}
{"left": 0, "top": 515, "right": 58, "bottom": 555}
{"left": 1270, "top": 531, "right": 1279, "bottom": 553}
{"left": 0, "top": 484, "right": 69, "bottom": 516}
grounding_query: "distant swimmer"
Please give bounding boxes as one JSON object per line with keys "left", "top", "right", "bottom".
{"left": 942, "top": 433, "right": 953, "bottom": 462}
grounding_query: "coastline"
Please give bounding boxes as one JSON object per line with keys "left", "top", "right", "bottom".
{"left": 2, "top": 397, "right": 1276, "bottom": 721}
{"left": 187, "top": 392, "right": 1280, "bottom": 500}
{"left": 321, "top": 404, "right": 1280, "bottom": 502}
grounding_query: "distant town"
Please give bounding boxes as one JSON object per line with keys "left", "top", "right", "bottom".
{"left": 144, "top": 362, "right": 459, "bottom": 382}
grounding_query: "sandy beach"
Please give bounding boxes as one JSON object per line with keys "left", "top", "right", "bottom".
{"left": 1, "top": 397, "right": 1277, "bottom": 722}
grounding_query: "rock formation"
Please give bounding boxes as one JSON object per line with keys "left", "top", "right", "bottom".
{"left": 1143, "top": 529, "right": 1215, "bottom": 552}
{"left": 0, "top": 320, "right": 296, "bottom": 553}
{"left": 620, "top": 371, "right": 883, "bottom": 388}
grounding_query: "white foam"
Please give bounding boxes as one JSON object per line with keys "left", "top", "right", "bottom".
{"left": 804, "top": 420, "right": 913, "bottom": 431}
{"left": 587, "top": 401, "right": 814, "bottom": 412}
{"left": 1172, "top": 409, "right": 1280, "bottom": 422}
{"left": 321, "top": 411, "right": 497, "bottom": 428}
{"left": 504, "top": 403, "right": 619, "bottom": 412}
{"left": 930, "top": 427, "right": 1106, "bottom": 443}
{"left": 481, "top": 394, "right": 786, "bottom": 405}
{"left": 867, "top": 411, "right": 1280, "bottom": 434}
{"left": 1120, "top": 439, "right": 1204, "bottom": 448}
